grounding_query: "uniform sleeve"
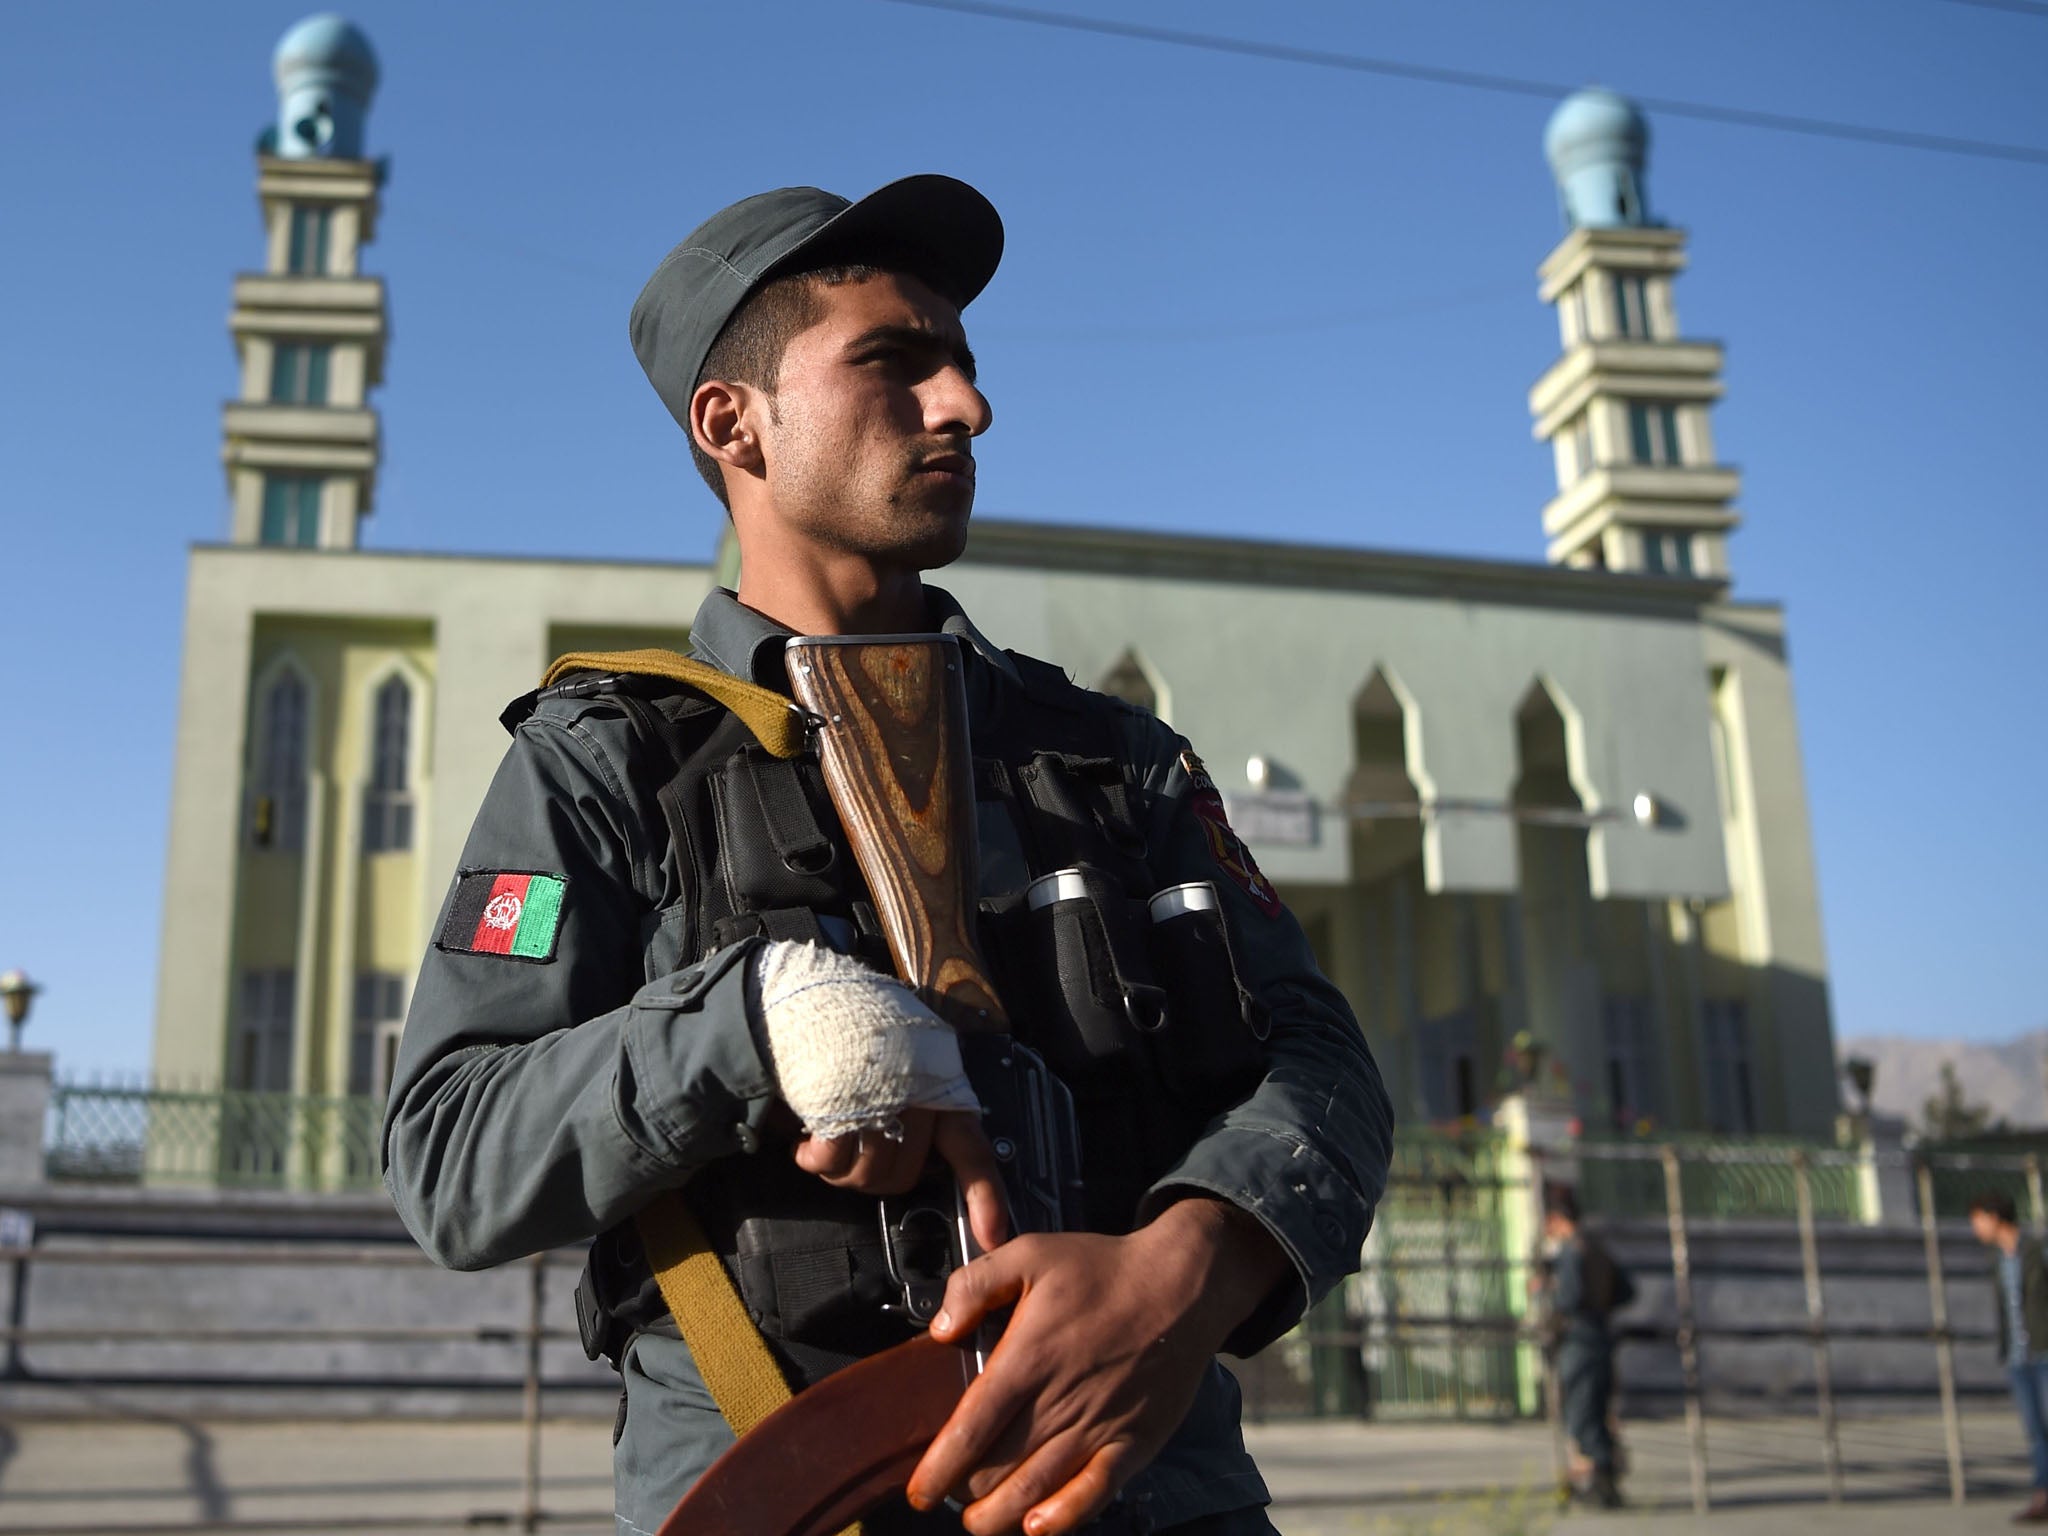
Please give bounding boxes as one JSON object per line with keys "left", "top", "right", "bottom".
{"left": 382, "top": 710, "right": 778, "bottom": 1271}
{"left": 1127, "top": 718, "right": 1395, "bottom": 1355}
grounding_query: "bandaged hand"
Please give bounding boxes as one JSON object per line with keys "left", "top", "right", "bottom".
{"left": 750, "top": 941, "right": 1007, "bottom": 1249}
{"left": 749, "top": 939, "right": 981, "bottom": 1141}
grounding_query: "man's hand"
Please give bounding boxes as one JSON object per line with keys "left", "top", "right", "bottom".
{"left": 905, "top": 1197, "right": 1290, "bottom": 1536}
{"left": 795, "top": 1108, "right": 1009, "bottom": 1253}
{"left": 750, "top": 940, "right": 1009, "bottom": 1248}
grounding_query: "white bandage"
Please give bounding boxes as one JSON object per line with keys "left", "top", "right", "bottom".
{"left": 750, "top": 939, "right": 980, "bottom": 1141}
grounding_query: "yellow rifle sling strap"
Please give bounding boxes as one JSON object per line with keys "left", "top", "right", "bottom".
{"left": 542, "top": 648, "right": 805, "bottom": 760}
{"left": 633, "top": 1190, "right": 793, "bottom": 1436}
{"left": 565, "top": 652, "right": 858, "bottom": 1531}
{"left": 634, "top": 1193, "right": 865, "bottom": 1536}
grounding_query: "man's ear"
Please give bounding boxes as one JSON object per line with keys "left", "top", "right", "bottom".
{"left": 690, "top": 379, "right": 766, "bottom": 475}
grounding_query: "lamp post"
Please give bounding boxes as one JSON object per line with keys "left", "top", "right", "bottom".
{"left": 0, "top": 971, "right": 40, "bottom": 1054}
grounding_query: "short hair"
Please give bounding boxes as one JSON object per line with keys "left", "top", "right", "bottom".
{"left": 1969, "top": 1190, "right": 2019, "bottom": 1225}
{"left": 687, "top": 263, "right": 887, "bottom": 509}
{"left": 1543, "top": 1182, "right": 1580, "bottom": 1223}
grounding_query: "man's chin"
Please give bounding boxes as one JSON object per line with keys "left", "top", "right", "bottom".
{"left": 898, "top": 518, "right": 971, "bottom": 572}
{"left": 891, "top": 497, "right": 974, "bottom": 570}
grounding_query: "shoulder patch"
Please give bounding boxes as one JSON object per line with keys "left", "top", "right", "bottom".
{"left": 1180, "top": 752, "right": 1282, "bottom": 918}
{"left": 436, "top": 870, "right": 568, "bottom": 962}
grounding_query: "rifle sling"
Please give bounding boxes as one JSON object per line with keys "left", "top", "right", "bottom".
{"left": 544, "top": 652, "right": 858, "bottom": 1531}
{"left": 543, "top": 647, "right": 807, "bottom": 760}
{"left": 633, "top": 1190, "right": 797, "bottom": 1437}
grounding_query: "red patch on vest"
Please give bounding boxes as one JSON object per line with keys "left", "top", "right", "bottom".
{"left": 1181, "top": 751, "right": 1281, "bottom": 918}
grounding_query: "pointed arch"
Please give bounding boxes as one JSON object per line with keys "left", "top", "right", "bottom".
{"left": 247, "top": 652, "right": 317, "bottom": 852}
{"left": 360, "top": 654, "right": 431, "bottom": 854}
{"left": 1347, "top": 664, "right": 1433, "bottom": 809}
{"left": 1096, "top": 647, "right": 1171, "bottom": 723}
{"left": 1512, "top": 675, "right": 1598, "bottom": 813}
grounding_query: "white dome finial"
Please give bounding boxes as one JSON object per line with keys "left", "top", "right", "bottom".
{"left": 272, "top": 15, "right": 379, "bottom": 160}
{"left": 1544, "top": 88, "right": 1650, "bottom": 230}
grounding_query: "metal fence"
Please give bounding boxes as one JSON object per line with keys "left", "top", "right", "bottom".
{"left": 4, "top": 1134, "right": 2043, "bottom": 1525}
{"left": 1355, "top": 1129, "right": 1526, "bottom": 1420}
{"left": 0, "top": 1237, "right": 589, "bottom": 1531}
{"left": 1576, "top": 1131, "right": 1868, "bottom": 1221}
{"left": 48, "top": 1080, "right": 2034, "bottom": 1220}
{"left": 45, "top": 1081, "right": 383, "bottom": 1192}
{"left": 1228, "top": 1135, "right": 2043, "bottom": 1513}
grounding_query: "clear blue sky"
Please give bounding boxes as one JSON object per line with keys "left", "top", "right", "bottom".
{"left": 1, "top": 1, "right": 2042, "bottom": 1075}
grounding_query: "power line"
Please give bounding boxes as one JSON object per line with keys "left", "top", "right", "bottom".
{"left": 974, "top": 279, "right": 1528, "bottom": 345}
{"left": 883, "top": 0, "right": 2048, "bottom": 168}
{"left": 1945, "top": 0, "right": 2048, "bottom": 18}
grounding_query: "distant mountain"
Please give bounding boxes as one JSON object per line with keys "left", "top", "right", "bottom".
{"left": 1840, "top": 1030, "right": 2048, "bottom": 1132}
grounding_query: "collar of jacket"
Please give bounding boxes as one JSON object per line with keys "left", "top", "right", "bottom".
{"left": 686, "top": 583, "right": 1023, "bottom": 693}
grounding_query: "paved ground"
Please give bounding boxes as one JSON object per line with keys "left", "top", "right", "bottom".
{"left": 0, "top": 1409, "right": 2032, "bottom": 1534}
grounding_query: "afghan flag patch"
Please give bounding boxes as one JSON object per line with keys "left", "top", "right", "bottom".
{"left": 436, "top": 870, "right": 568, "bottom": 962}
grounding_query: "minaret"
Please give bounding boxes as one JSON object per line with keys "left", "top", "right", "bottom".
{"left": 1527, "top": 89, "right": 1739, "bottom": 578}
{"left": 221, "top": 15, "right": 387, "bottom": 550}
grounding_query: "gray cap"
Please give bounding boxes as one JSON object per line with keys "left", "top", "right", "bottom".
{"left": 630, "top": 174, "right": 1004, "bottom": 431}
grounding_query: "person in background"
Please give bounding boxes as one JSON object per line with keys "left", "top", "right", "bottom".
{"left": 1969, "top": 1191, "right": 2048, "bottom": 1524}
{"left": 1533, "top": 1183, "right": 1633, "bottom": 1509}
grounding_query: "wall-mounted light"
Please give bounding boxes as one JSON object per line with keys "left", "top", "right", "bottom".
{"left": 0, "top": 970, "right": 41, "bottom": 1054}
{"left": 1632, "top": 792, "right": 1684, "bottom": 830}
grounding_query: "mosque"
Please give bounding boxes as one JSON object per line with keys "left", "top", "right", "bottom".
{"left": 150, "top": 17, "right": 1839, "bottom": 1161}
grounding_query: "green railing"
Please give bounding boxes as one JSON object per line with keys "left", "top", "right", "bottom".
{"left": 1917, "top": 1139, "right": 2047, "bottom": 1223}
{"left": 46, "top": 1082, "right": 384, "bottom": 1193}
{"left": 1361, "top": 1128, "right": 1524, "bottom": 1419}
{"left": 1576, "top": 1131, "right": 1866, "bottom": 1221}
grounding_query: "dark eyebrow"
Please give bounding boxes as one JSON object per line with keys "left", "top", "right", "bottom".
{"left": 845, "top": 323, "right": 978, "bottom": 384}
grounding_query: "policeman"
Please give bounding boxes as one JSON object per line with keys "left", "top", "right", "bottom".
{"left": 1535, "top": 1184, "right": 1634, "bottom": 1509}
{"left": 384, "top": 175, "right": 1393, "bottom": 1536}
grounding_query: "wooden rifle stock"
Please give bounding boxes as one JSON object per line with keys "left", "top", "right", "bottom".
{"left": 659, "top": 635, "right": 1007, "bottom": 1536}
{"left": 785, "top": 635, "right": 1008, "bottom": 1035}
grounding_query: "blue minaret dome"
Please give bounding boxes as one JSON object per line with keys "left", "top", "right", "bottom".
{"left": 1544, "top": 87, "right": 1650, "bottom": 230}
{"left": 272, "top": 14, "right": 379, "bottom": 160}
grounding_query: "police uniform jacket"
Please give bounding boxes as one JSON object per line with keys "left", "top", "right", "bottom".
{"left": 383, "top": 585, "right": 1394, "bottom": 1534}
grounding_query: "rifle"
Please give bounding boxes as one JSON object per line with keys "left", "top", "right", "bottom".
{"left": 655, "top": 634, "right": 1081, "bottom": 1536}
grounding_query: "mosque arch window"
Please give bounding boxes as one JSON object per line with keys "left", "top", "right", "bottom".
{"left": 250, "top": 668, "right": 310, "bottom": 852}
{"left": 1564, "top": 413, "right": 1596, "bottom": 481}
{"left": 261, "top": 474, "right": 322, "bottom": 546}
{"left": 233, "top": 968, "right": 296, "bottom": 1093}
{"left": 362, "top": 673, "right": 415, "bottom": 853}
{"left": 1347, "top": 668, "right": 1421, "bottom": 811}
{"left": 1089, "top": 647, "right": 1171, "bottom": 724}
{"left": 270, "top": 342, "right": 331, "bottom": 405}
{"left": 1702, "top": 998, "right": 1757, "bottom": 1133}
{"left": 1602, "top": 996, "right": 1658, "bottom": 1129}
{"left": 1642, "top": 531, "right": 1694, "bottom": 577}
{"left": 287, "top": 205, "right": 332, "bottom": 275}
{"left": 1562, "top": 281, "right": 1591, "bottom": 347}
{"left": 350, "top": 971, "right": 407, "bottom": 1098}
{"left": 1415, "top": 1009, "right": 1480, "bottom": 1123}
{"left": 1626, "top": 401, "right": 1682, "bottom": 467}
{"left": 1612, "top": 273, "right": 1651, "bottom": 339}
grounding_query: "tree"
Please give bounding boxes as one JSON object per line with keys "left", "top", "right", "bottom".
{"left": 1922, "top": 1060, "right": 2001, "bottom": 1141}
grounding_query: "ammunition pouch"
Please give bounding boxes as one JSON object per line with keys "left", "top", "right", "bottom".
{"left": 982, "top": 865, "right": 1267, "bottom": 1231}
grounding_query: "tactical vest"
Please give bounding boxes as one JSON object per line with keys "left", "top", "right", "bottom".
{"left": 574, "top": 648, "right": 1264, "bottom": 1386}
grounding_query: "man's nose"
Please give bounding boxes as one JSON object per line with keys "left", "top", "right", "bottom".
{"left": 923, "top": 365, "right": 992, "bottom": 438}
